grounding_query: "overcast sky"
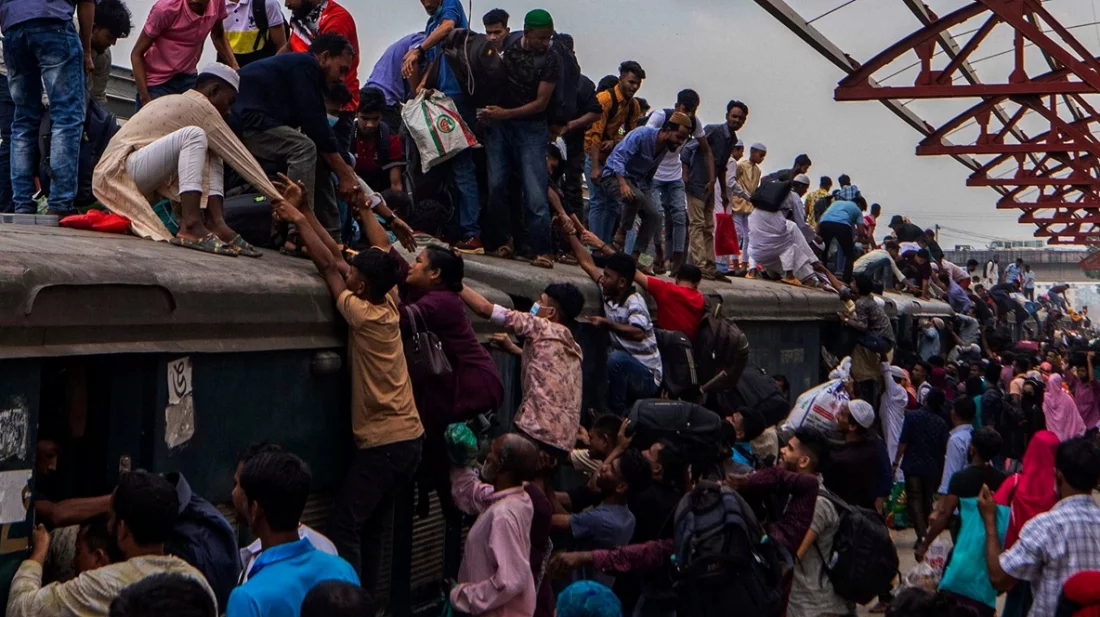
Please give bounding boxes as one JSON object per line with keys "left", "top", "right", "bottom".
{"left": 114, "top": 0, "right": 1100, "bottom": 248}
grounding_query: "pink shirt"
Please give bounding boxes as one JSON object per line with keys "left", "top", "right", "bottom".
{"left": 142, "top": 0, "right": 227, "bottom": 87}
{"left": 449, "top": 469, "right": 536, "bottom": 617}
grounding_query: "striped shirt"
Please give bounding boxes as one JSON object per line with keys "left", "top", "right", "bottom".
{"left": 1001, "top": 495, "right": 1100, "bottom": 617}
{"left": 604, "top": 292, "right": 663, "bottom": 385}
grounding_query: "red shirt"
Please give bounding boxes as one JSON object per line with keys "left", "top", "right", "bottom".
{"left": 646, "top": 277, "right": 705, "bottom": 339}
{"left": 289, "top": 0, "right": 360, "bottom": 112}
{"left": 354, "top": 133, "right": 404, "bottom": 191}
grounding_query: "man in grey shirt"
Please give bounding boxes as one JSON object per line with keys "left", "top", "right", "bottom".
{"left": 681, "top": 99, "right": 748, "bottom": 280}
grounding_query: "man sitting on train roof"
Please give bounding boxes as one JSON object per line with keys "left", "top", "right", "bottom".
{"left": 92, "top": 62, "right": 288, "bottom": 257}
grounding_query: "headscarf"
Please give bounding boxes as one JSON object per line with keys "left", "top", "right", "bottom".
{"left": 1058, "top": 571, "right": 1100, "bottom": 617}
{"left": 1043, "top": 374, "right": 1087, "bottom": 442}
{"left": 993, "top": 430, "right": 1059, "bottom": 549}
{"left": 930, "top": 368, "right": 954, "bottom": 401}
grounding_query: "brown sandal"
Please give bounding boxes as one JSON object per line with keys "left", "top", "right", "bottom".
{"left": 531, "top": 255, "right": 554, "bottom": 269}
{"left": 491, "top": 245, "right": 515, "bottom": 259}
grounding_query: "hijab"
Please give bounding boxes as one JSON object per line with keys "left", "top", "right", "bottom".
{"left": 993, "top": 430, "right": 1059, "bottom": 549}
{"left": 1043, "top": 374, "right": 1087, "bottom": 442}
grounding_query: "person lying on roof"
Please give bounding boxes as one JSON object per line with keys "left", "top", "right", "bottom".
{"left": 92, "top": 62, "right": 288, "bottom": 257}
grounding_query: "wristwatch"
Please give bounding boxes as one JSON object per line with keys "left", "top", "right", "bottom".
{"left": 383, "top": 214, "right": 398, "bottom": 226}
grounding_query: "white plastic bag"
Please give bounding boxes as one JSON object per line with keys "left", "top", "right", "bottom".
{"left": 782, "top": 378, "right": 851, "bottom": 433}
{"left": 401, "top": 90, "right": 478, "bottom": 172}
{"left": 924, "top": 534, "right": 953, "bottom": 578}
{"left": 902, "top": 562, "right": 939, "bottom": 593}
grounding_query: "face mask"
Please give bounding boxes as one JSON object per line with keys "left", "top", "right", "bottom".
{"left": 529, "top": 302, "right": 541, "bottom": 317}
{"left": 327, "top": 115, "right": 339, "bottom": 127}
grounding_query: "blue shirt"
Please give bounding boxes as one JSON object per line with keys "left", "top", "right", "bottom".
{"left": 603, "top": 127, "right": 664, "bottom": 187}
{"left": 819, "top": 200, "right": 862, "bottom": 227}
{"left": 836, "top": 184, "right": 861, "bottom": 201}
{"left": 1003, "top": 263, "right": 1021, "bottom": 284}
{"left": 571, "top": 503, "right": 635, "bottom": 587}
{"left": 918, "top": 326, "right": 940, "bottom": 362}
{"left": 366, "top": 32, "right": 425, "bottom": 107}
{"left": 226, "top": 538, "right": 360, "bottom": 617}
{"left": 0, "top": 0, "right": 79, "bottom": 31}
{"left": 898, "top": 407, "right": 949, "bottom": 478}
{"left": 939, "top": 424, "right": 973, "bottom": 494}
{"left": 945, "top": 280, "right": 974, "bottom": 315}
{"left": 424, "top": 0, "right": 469, "bottom": 101}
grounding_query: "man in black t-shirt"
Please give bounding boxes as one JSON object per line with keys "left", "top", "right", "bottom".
{"left": 469, "top": 9, "right": 560, "bottom": 266}
{"left": 915, "top": 427, "right": 1006, "bottom": 562}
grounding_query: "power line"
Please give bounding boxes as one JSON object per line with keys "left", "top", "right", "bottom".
{"left": 807, "top": 0, "right": 861, "bottom": 25}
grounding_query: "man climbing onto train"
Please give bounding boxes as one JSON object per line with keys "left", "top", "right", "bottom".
{"left": 271, "top": 174, "right": 421, "bottom": 598}
{"left": 92, "top": 63, "right": 287, "bottom": 257}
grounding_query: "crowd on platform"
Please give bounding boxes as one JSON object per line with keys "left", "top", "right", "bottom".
{"left": 5, "top": 1, "right": 1100, "bottom": 617}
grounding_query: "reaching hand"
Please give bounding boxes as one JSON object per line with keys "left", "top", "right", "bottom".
{"left": 723, "top": 473, "right": 750, "bottom": 491}
{"left": 581, "top": 230, "right": 602, "bottom": 249}
{"left": 977, "top": 483, "right": 997, "bottom": 522}
{"left": 273, "top": 173, "right": 307, "bottom": 211}
{"left": 477, "top": 106, "right": 507, "bottom": 122}
{"left": 391, "top": 218, "right": 418, "bottom": 252}
{"left": 557, "top": 216, "right": 577, "bottom": 237}
{"left": 587, "top": 316, "right": 609, "bottom": 328}
{"left": 549, "top": 552, "right": 592, "bottom": 579}
{"left": 401, "top": 47, "right": 421, "bottom": 80}
{"left": 273, "top": 201, "right": 306, "bottom": 225}
{"left": 30, "top": 524, "right": 50, "bottom": 564}
{"left": 616, "top": 418, "right": 633, "bottom": 450}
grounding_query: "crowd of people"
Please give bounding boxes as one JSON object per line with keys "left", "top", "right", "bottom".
{"left": 5, "top": 1, "right": 1100, "bottom": 617}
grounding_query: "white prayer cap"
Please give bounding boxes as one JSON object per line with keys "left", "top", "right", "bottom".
{"left": 734, "top": 139, "right": 745, "bottom": 148}
{"left": 847, "top": 399, "right": 875, "bottom": 429}
{"left": 793, "top": 174, "right": 811, "bottom": 185}
{"left": 199, "top": 62, "right": 240, "bottom": 92}
{"left": 750, "top": 142, "right": 767, "bottom": 152}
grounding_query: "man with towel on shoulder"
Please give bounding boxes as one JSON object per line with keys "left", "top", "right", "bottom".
{"left": 93, "top": 62, "right": 288, "bottom": 257}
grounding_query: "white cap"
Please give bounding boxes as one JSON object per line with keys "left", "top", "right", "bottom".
{"left": 793, "top": 174, "right": 811, "bottom": 185}
{"left": 199, "top": 62, "right": 240, "bottom": 92}
{"left": 734, "top": 139, "right": 745, "bottom": 148}
{"left": 889, "top": 366, "right": 905, "bottom": 380}
{"left": 751, "top": 142, "right": 767, "bottom": 152}
{"left": 847, "top": 399, "right": 875, "bottom": 429}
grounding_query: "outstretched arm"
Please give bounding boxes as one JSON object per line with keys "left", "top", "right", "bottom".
{"left": 459, "top": 285, "right": 495, "bottom": 320}
{"left": 566, "top": 228, "right": 603, "bottom": 282}
{"left": 273, "top": 174, "right": 348, "bottom": 276}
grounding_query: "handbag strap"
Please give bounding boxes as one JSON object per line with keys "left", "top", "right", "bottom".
{"left": 405, "top": 302, "right": 430, "bottom": 334}
{"left": 402, "top": 304, "right": 421, "bottom": 337}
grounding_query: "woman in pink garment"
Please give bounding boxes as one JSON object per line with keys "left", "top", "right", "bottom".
{"left": 1065, "top": 352, "right": 1100, "bottom": 431}
{"left": 1043, "top": 374, "right": 1087, "bottom": 442}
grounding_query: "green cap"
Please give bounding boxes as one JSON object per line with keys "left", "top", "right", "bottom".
{"left": 524, "top": 8, "right": 554, "bottom": 29}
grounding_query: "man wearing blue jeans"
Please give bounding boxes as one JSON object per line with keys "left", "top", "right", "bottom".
{"left": 474, "top": 10, "right": 559, "bottom": 266}
{"left": 642, "top": 89, "right": 713, "bottom": 273}
{"left": 1, "top": 0, "right": 94, "bottom": 216}
{"left": 402, "top": 0, "right": 484, "bottom": 254}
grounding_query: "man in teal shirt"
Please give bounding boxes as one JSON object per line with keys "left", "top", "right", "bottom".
{"left": 227, "top": 450, "right": 359, "bottom": 617}
{"left": 817, "top": 196, "right": 867, "bottom": 283}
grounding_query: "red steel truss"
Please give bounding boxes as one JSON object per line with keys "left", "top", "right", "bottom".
{"left": 755, "top": 0, "right": 1100, "bottom": 245}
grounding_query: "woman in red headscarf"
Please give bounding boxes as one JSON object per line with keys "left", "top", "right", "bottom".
{"left": 994, "top": 430, "right": 1060, "bottom": 617}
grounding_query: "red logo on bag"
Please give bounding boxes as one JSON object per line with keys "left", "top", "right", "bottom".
{"left": 437, "top": 116, "right": 457, "bottom": 134}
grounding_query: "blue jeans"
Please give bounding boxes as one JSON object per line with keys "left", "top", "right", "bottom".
{"left": 607, "top": 349, "right": 660, "bottom": 415}
{"left": 586, "top": 154, "right": 617, "bottom": 243}
{"left": 135, "top": 72, "right": 198, "bottom": 111}
{"left": 485, "top": 118, "right": 551, "bottom": 255}
{"left": 0, "top": 74, "right": 15, "bottom": 212}
{"left": 453, "top": 104, "right": 481, "bottom": 239}
{"left": 651, "top": 179, "right": 687, "bottom": 254}
{"left": 3, "top": 19, "right": 85, "bottom": 214}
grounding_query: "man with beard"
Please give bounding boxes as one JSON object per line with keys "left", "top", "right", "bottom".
{"left": 7, "top": 471, "right": 216, "bottom": 617}
{"left": 131, "top": 0, "right": 237, "bottom": 108}
{"left": 283, "top": 0, "right": 360, "bottom": 153}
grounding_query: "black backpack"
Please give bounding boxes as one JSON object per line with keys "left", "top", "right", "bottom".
{"left": 38, "top": 95, "right": 119, "bottom": 210}
{"left": 627, "top": 399, "right": 725, "bottom": 470}
{"left": 672, "top": 481, "right": 786, "bottom": 617}
{"left": 440, "top": 29, "right": 507, "bottom": 108}
{"left": 693, "top": 295, "right": 750, "bottom": 392}
{"left": 750, "top": 179, "right": 792, "bottom": 213}
{"left": 724, "top": 365, "right": 790, "bottom": 429}
{"left": 501, "top": 31, "right": 577, "bottom": 124}
{"left": 814, "top": 489, "right": 899, "bottom": 605}
{"left": 813, "top": 191, "right": 838, "bottom": 223}
{"left": 656, "top": 328, "right": 699, "bottom": 399}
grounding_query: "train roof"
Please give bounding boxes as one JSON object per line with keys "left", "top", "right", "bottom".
{"left": 456, "top": 253, "right": 846, "bottom": 321}
{"left": 0, "top": 224, "right": 875, "bottom": 357}
{"left": 0, "top": 225, "right": 510, "bottom": 358}
{"left": 883, "top": 292, "right": 955, "bottom": 319}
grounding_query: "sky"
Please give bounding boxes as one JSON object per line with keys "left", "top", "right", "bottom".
{"left": 114, "top": 0, "right": 1100, "bottom": 249}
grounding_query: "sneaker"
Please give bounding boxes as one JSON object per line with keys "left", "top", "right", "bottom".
{"left": 454, "top": 236, "right": 484, "bottom": 254}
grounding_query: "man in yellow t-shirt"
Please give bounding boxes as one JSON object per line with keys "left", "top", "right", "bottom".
{"left": 272, "top": 176, "right": 422, "bottom": 592}
{"left": 804, "top": 176, "right": 833, "bottom": 229}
